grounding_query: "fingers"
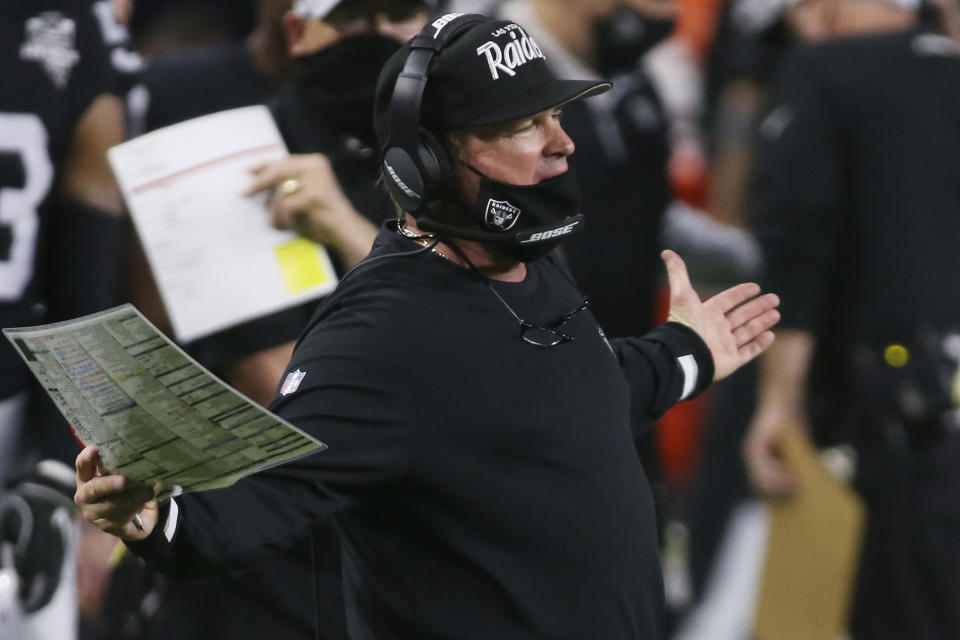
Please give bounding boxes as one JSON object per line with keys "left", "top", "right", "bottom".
{"left": 76, "top": 446, "right": 101, "bottom": 484}
{"left": 738, "top": 330, "right": 776, "bottom": 362}
{"left": 729, "top": 327, "right": 776, "bottom": 372}
{"left": 75, "top": 475, "right": 155, "bottom": 537}
{"left": 725, "top": 292, "right": 780, "bottom": 329}
{"left": 709, "top": 282, "right": 763, "bottom": 315}
{"left": 732, "top": 309, "right": 781, "bottom": 348}
{"left": 271, "top": 191, "right": 313, "bottom": 230}
{"left": 75, "top": 474, "right": 126, "bottom": 506}
{"left": 747, "top": 453, "right": 797, "bottom": 496}
{"left": 244, "top": 154, "right": 332, "bottom": 197}
{"left": 743, "top": 414, "right": 798, "bottom": 496}
{"left": 244, "top": 161, "right": 286, "bottom": 196}
{"left": 661, "top": 249, "right": 693, "bottom": 299}
{"left": 726, "top": 291, "right": 780, "bottom": 358}
{"left": 245, "top": 157, "right": 303, "bottom": 197}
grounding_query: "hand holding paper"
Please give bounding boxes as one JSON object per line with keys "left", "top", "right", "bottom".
{"left": 245, "top": 153, "right": 378, "bottom": 269}
{"left": 74, "top": 446, "right": 157, "bottom": 541}
{"left": 108, "top": 106, "right": 339, "bottom": 343}
{"left": 4, "top": 305, "right": 326, "bottom": 505}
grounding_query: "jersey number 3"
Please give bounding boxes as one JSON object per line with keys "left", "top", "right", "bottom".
{"left": 0, "top": 113, "right": 52, "bottom": 302}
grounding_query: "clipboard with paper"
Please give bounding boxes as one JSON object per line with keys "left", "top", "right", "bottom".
{"left": 108, "top": 105, "right": 338, "bottom": 344}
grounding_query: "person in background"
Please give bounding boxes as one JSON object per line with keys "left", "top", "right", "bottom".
{"left": 744, "top": 1, "right": 960, "bottom": 637}
{"left": 677, "top": 1, "right": 834, "bottom": 627}
{"left": 0, "top": 1, "right": 124, "bottom": 638}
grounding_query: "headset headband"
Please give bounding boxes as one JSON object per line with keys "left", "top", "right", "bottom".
{"left": 386, "top": 13, "right": 485, "bottom": 151}
{"left": 380, "top": 14, "right": 488, "bottom": 213}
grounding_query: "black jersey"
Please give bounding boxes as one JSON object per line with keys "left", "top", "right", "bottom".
{"left": 0, "top": 0, "right": 114, "bottom": 398}
{"left": 89, "top": 0, "right": 143, "bottom": 96}
{"left": 130, "top": 222, "right": 714, "bottom": 640}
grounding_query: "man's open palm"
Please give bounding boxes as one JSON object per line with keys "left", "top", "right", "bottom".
{"left": 662, "top": 250, "right": 780, "bottom": 381}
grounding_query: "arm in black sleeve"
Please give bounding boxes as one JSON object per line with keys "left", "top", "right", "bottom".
{"left": 752, "top": 47, "right": 845, "bottom": 332}
{"left": 127, "top": 304, "right": 411, "bottom": 578}
{"left": 611, "top": 322, "right": 714, "bottom": 436}
{"left": 124, "top": 460, "right": 342, "bottom": 579}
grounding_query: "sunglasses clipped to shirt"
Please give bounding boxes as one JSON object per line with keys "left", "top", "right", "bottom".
{"left": 486, "top": 283, "right": 591, "bottom": 348}
{"left": 390, "top": 219, "right": 591, "bottom": 348}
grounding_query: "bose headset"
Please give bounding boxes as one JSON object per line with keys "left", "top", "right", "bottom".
{"left": 381, "top": 13, "right": 487, "bottom": 218}
{"left": 381, "top": 13, "right": 588, "bottom": 249}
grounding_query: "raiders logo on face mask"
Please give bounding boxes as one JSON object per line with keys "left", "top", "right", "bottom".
{"left": 485, "top": 199, "right": 521, "bottom": 230}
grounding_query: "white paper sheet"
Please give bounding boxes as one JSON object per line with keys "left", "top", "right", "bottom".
{"left": 108, "top": 105, "right": 338, "bottom": 343}
{"left": 4, "top": 305, "right": 326, "bottom": 499}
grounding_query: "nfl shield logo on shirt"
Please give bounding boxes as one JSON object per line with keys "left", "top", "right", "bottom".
{"left": 281, "top": 369, "right": 306, "bottom": 396}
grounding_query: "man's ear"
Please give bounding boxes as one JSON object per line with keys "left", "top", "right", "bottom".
{"left": 283, "top": 11, "right": 308, "bottom": 56}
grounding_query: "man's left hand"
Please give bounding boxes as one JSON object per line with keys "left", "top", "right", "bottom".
{"left": 244, "top": 154, "right": 378, "bottom": 269}
{"left": 661, "top": 249, "right": 779, "bottom": 381}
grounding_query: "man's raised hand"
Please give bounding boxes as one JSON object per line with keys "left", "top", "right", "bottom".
{"left": 662, "top": 249, "right": 780, "bottom": 381}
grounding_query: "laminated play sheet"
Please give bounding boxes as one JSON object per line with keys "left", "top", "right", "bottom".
{"left": 4, "top": 305, "right": 325, "bottom": 499}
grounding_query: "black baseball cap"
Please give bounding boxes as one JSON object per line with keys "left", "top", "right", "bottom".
{"left": 374, "top": 15, "right": 611, "bottom": 146}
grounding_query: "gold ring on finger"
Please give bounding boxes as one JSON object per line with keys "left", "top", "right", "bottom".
{"left": 280, "top": 178, "right": 303, "bottom": 196}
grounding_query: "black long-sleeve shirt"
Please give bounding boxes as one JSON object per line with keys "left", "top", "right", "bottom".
{"left": 131, "top": 223, "right": 713, "bottom": 640}
{"left": 754, "top": 30, "right": 960, "bottom": 344}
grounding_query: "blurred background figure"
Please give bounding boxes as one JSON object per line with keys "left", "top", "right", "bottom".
{"left": 677, "top": 4, "right": 832, "bottom": 635}
{"left": 0, "top": 1, "right": 125, "bottom": 639}
{"left": 124, "top": 0, "right": 257, "bottom": 57}
{"left": 744, "top": 0, "right": 960, "bottom": 638}
{"left": 678, "top": 0, "right": 960, "bottom": 638}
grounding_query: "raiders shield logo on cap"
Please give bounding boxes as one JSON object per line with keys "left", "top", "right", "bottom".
{"left": 484, "top": 199, "right": 521, "bottom": 230}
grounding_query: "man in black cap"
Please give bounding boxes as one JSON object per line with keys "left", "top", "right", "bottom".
{"left": 74, "top": 13, "right": 779, "bottom": 639}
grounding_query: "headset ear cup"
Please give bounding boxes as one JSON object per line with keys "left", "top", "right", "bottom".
{"left": 417, "top": 128, "right": 454, "bottom": 208}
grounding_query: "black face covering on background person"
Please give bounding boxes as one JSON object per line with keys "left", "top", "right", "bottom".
{"left": 290, "top": 33, "right": 401, "bottom": 144}
{"left": 418, "top": 165, "right": 585, "bottom": 263}
{"left": 594, "top": 6, "right": 676, "bottom": 76}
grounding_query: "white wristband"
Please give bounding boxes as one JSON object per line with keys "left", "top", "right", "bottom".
{"left": 678, "top": 354, "right": 699, "bottom": 401}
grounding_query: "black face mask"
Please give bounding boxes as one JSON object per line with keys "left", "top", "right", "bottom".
{"left": 594, "top": 6, "right": 676, "bottom": 76}
{"left": 417, "top": 166, "right": 585, "bottom": 263}
{"left": 291, "top": 33, "right": 401, "bottom": 143}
